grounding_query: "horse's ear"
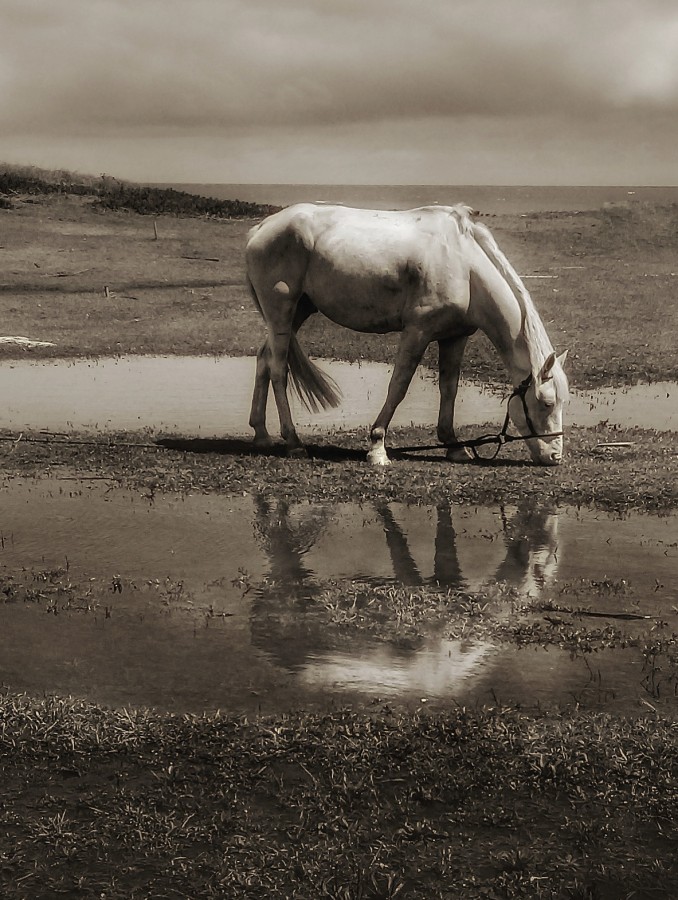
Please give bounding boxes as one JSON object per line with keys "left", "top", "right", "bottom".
{"left": 556, "top": 350, "right": 568, "bottom": 368}
{"left": 538, "top": 352, "right": 557, "bottom": 382}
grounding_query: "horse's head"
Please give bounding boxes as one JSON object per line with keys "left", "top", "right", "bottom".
{"left": 509, "top": 351, "right": 569, "bottom": 465}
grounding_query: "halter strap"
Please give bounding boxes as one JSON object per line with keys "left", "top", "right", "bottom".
{"left": 398, "top": 373, "right": 563, "bottom": 460}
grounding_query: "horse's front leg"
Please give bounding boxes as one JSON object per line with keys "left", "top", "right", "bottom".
{"left": 437, "top": 334, "right": 473, "bottom": 462}
{"left": 368, "top": 329, "right": 429, "bottom": 466}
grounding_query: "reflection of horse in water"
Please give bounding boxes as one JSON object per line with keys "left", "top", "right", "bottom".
{"left": 493, "top": 504, "right": 559, "bottom": 595}
{"left": 250, "top": 493, "right": 559, "bottom": 596}
{"left": 254, "top": 494, "right": 558, "bottom": 598}
{"left": 251, "top": 494, "right": 331, "bottom": 587}
{"left": 248, "top": 495, "right": 560, "bottom": 673}
{"left": 375, "top": 501, "right": 559, "bottom": 596}
{"left": 249, "top": 494, "right": 334, "bottom": 669}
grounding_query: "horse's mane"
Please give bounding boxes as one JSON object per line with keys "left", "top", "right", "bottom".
{"left": 461, "top": 212, "right": 564, "bottom": 392}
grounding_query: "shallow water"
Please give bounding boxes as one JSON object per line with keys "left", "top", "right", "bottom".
{"left": 1, "top": 477, "right": 676, "bottom": 714}
{"left": 1, "top": 355, "right": 676, "bottom": 434}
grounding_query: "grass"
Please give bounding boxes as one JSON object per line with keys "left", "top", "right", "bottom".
{"left": 2, "top": 423, "right": 676, "bottom": 513}
{"left": 1, "top": 693, "right": 678, "bottom": 898}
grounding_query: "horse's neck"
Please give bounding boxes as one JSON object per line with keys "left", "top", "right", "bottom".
{"left": 473, "top": 266, "right": 549, "bottom": 385}
{"left": 474, "top": 291, "right": 531, "bottom": 384}
{"left": 495, "top": 333, "right": 534, "bottom": 386}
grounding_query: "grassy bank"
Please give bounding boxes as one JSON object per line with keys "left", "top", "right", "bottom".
{"left": 0, "top": 162, "right": 278, "bottom": 218}
{"left": 2, "top": 694, "right": 678, "bottom": 899}
{"left": 2, "top": 423, "right": 676, "bottom": 513}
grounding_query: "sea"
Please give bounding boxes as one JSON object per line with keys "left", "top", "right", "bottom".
{"left": 153, "top": 183, "right": 678, "bottom": 216}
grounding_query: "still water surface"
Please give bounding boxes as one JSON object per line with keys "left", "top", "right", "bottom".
{"left": 1, "top": 355, "right": 676, "bottom": 434}
{"left": 1, "top": 478, "right": 675, "bottom": 715}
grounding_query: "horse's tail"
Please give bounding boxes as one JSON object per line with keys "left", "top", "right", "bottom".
{"left": 247, "top": 276, "right": 341, "bottom": 413}
{"left": 287, "top": 334, "right": 342, "bottom": 412}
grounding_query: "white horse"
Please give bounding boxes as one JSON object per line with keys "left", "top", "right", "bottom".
{"left": 246, "top": 203, "right": 568, "bottom": 466}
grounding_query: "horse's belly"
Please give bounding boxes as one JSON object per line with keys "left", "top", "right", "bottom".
{"left": 316, "top": 291, "right": 404, "bottom": 333}
{"left": 304, "top": 267, "right": 407, "bottom": 334}
{"left": 302, "top": 223, "right": 468, "bottom": 334}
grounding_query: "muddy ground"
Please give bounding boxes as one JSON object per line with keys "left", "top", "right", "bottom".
{"left": 1, "top": 189, "right": 677, "bottom": 898}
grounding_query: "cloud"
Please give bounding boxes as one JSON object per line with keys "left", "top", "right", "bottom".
{"left": 2, "top": 0, "right": 678, "bottom": 141}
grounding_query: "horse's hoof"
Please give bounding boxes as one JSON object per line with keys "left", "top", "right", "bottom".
{"left": 253, "top": 437, "right": 274, "bottom": 451}
{"left": 367, "top": 449, "right": 391, "bottom": 467}
{"left": 288, "top": 446, "right": 308, "bottom": 459}
{"left": 446, "top": 445, "right": 473, "bottom": 463}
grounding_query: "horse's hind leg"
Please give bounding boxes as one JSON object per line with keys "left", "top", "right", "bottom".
{"left": 249, "top": 295, "right": 316, "bottom": 452}
{"left": 249, "top": 341, "right": 273, "bottom": 447}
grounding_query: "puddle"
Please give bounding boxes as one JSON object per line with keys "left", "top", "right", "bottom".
{"left": 0, "top": 355, "right": 675, "bottom": 434}
{"left": 1, "top": 477, "right": 676, "bottom": 714}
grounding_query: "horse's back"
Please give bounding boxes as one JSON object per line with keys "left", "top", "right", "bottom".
{"left": 246, "top": 204, "right": 318, "bottom": 257}
{"left": 248, "top": 203, "right": 471, "bottom": 253}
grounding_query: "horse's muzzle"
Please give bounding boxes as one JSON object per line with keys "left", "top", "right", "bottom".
{"left": 528, "top": 436, "right": 564, "bottom": 466}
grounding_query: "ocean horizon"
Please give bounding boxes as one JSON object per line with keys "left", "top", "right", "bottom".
{"left": 151, "top": 183, "right": 678, "bottom": 216}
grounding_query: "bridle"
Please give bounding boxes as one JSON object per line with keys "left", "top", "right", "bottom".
{"left": 400, "top": 373, "right": 564, "bottom": 461}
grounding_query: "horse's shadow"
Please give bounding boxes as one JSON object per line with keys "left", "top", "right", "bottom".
{"left": 156, "top": 436, "right": 283, "bottom": 456}
{"left": 155, "top": 436, "right": 532, "bottom": 466}
{"left": 156, "top": 436, "right": 367, "bottom": 462}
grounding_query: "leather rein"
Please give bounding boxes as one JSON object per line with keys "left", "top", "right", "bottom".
{"left": 399, "top": 374, "right": 564, "bottom": 461}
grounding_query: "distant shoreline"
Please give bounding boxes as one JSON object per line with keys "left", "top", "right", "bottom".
{"left": 148, "top": 182, "right": 678, "bottom": 216}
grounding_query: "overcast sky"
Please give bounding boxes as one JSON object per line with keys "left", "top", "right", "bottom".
{"left": 2, "top": 0, "right": 677, "bottom": 185}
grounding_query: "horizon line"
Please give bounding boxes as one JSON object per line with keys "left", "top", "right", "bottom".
{"left": 149, "top": 181, "right": 678, "bottom": 188}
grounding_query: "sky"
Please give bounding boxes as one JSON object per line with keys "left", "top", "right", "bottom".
{"left": 1, "top": 0, "right": 677, "bottom": 185}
